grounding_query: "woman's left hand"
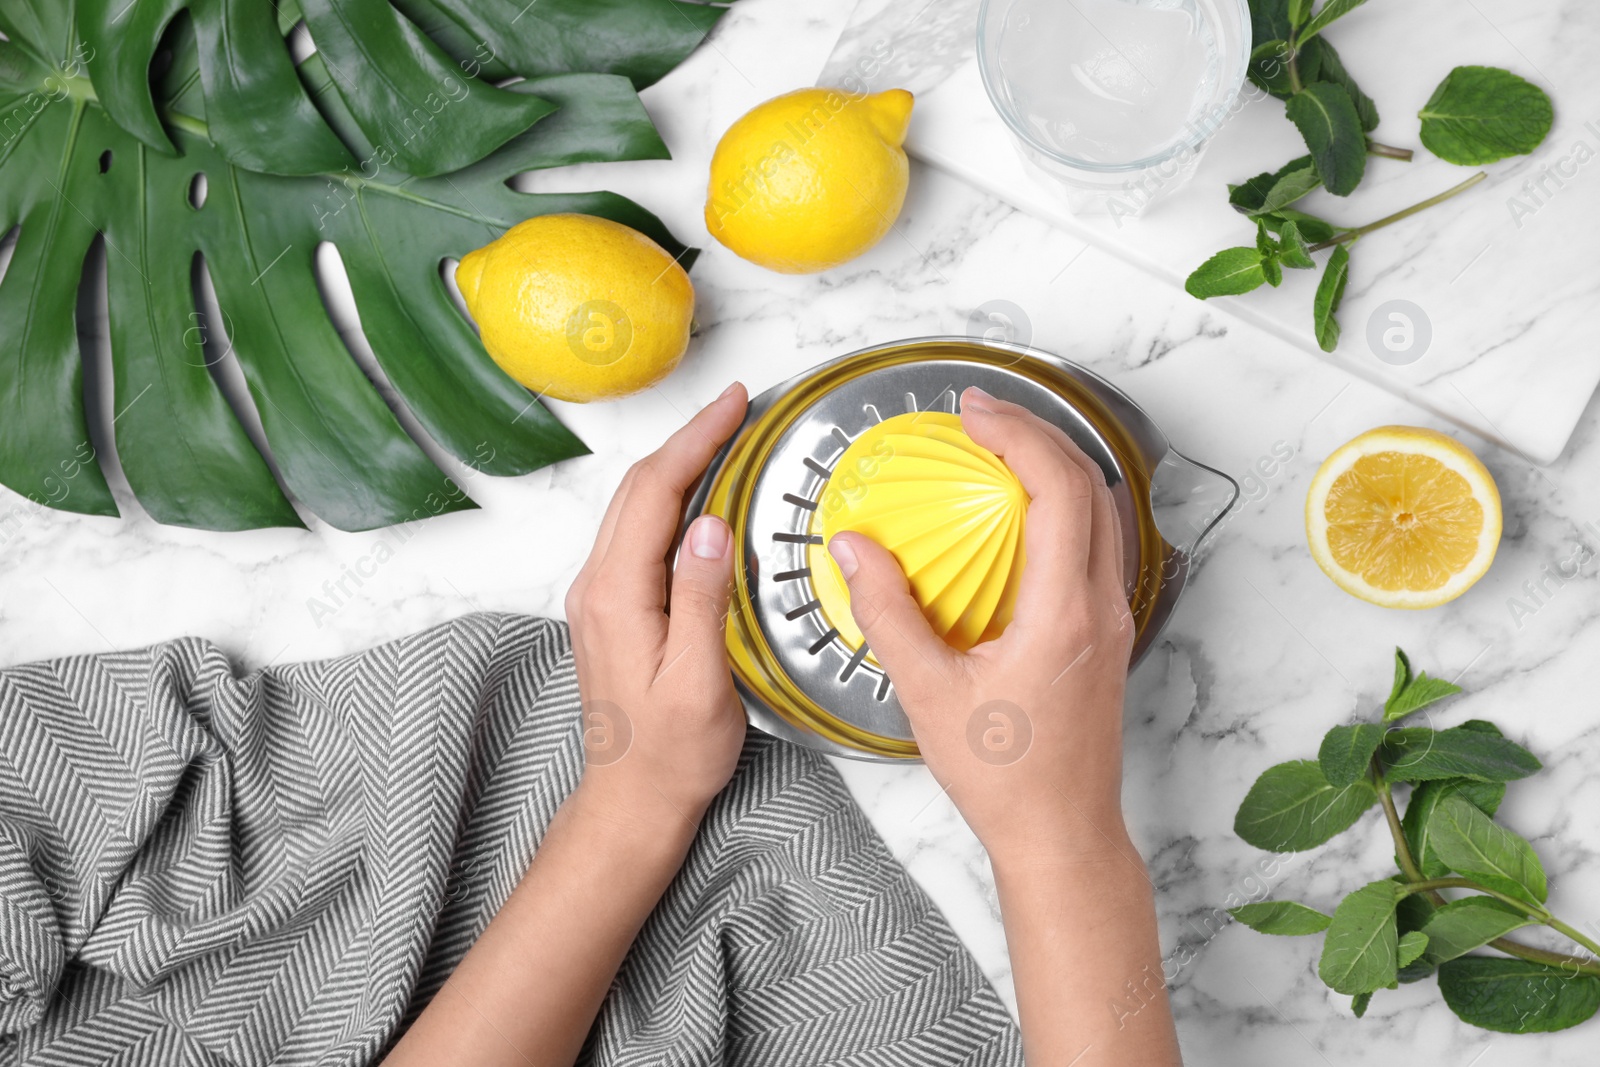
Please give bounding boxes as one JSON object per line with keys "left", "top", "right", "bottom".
{"left": 386, "top": 384, "right": 752, "bottom": 1067}
{"left": 564, "top": 383, "right": 750, "bottom": 833}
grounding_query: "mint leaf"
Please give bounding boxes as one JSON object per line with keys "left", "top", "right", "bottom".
{"left": 1230, "top": 155, "right": 1319, "bottom": 215}
{"left": 1257, "top": 221, "right": 1284, "bottom": 287}
{"left": 1403, "top": 778, "right": 1507, "bottom": 878}
{"left": 1318, "top": 723, "right": 1385, "bottom": 786}
{"left": 1454, "top": 778, "right": 1506, "bottom": 816}
{"left": 1247, "top": 0, "right": 1296, "bottom": 47}
{"left": 1287, "top": 0, "right": 1313, "bottom": 28}
{"left": 1419, "top": 66, "right": 1554, "bottom": 165}
{"left": 1260, "top": 163, "right": 1322, "bottom": 216}
{"left": 1420, "top": 897, "right": 1534, "bottom": 965}
{"left": 1300, "top": 0, "right": 1371, "bottom": 43}
{"left": 1261, "top": 208, "right": 1336, "bottom": 244}
{"left": 1395, "top": 889, "right": 1434, "bottom": 936}
{"left": 1394, "top": 891, "right": 1439, "bottom": 983}
{"left": 1278, "top": 221, "right": 1316, "bottom": 269}
{"left": 1351, "top": 991, "right": 1372, "bottom": 1017}
{"left": 1318, "top": 879, "right": 1404, "bottom": 994}
{"left": 1235, "top": 759, "right": 1378, "bottom": 852}
{"left": 1397, "top": 930, "right": 1429, "bottom": 968}
{"left": 1428, "top": 794, "right": 1548, "bottom": 907}
{"left": 1248, "top": 40, "right": 1297, "bottom": 100}
{"left": 1286, "top": 82, "right": 1367, "bottom": 195}
{"left": 1231, "top": 900, "right": 1334, "bottom": 935}
{"left": 1379, "top": 726, "right": 1541, "bottom": 783}
{"left": 1304, "top": 38, "right": 1379, "bottom": 132}
{"left": 1229, "top": 170, "right": 1276, "bottom": 214}
{"left": 1384, "top": 659, "right": 1463, "bottom": 722}
{"left": 1185, "top": 247, "right": 1268, "bottom": 298}
{"left": 1387, "top": 648, "right": 1413, "bottom": 707}
{"left": 1439, "top": 958, "right": 1600, "bottom": 1033}
{"left": 1387, "top": 674, "right": 1466, "bottom": 720}
{"left": 1313, "top": 243, "right": 1350, "bottom": 351}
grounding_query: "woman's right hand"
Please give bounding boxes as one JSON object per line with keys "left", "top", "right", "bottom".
{"left": 829, "top": 387, "right": 1183, "bottom": 1066}
{"left": 826, "top": 386, "right": 1135, "bottom": 864}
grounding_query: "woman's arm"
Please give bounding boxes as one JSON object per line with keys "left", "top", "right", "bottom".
{"left": 828, "top": 387, "right": 1182, "bottom": 1066}
{"left": 383, "top": 384, "right": 751, "bottom": 1067}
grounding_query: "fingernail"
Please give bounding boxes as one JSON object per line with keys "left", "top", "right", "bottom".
{"left": 829, "top": 537, "right": 858, "bottom": 579}
{"left": 963, "top": 386, "right": 997, "bottom": 411}
{"left": 717, "top": 381, "right": 741, "bottom": 401}
{"left": 688, "top": 515, "right": 730, "bottom": 560}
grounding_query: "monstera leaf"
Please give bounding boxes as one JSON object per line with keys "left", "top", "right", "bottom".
{"left": 76, "top": 0, "right": 726, "bottom": 177}
{"left": 0, "top": 0, "right": 722, "bottom": 530}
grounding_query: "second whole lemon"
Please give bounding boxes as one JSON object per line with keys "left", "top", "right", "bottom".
{"left": 455, "top": 214, "right": 694, "bottom": 403}
{"left": 705, "top": 87, "right": 913, "bottom": 273}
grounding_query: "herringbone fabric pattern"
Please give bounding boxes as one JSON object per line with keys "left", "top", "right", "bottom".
{"left": 0, "top": 614, "right": 1021, "bottom": 1066}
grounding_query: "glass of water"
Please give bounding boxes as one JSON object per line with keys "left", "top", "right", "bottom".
{"left": 977, "top": 0, "right": 1251, "bottom": 218}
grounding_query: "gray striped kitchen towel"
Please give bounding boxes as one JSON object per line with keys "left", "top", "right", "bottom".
{"left": 0, "top": 613, "right": 1022, "bottom": 1066}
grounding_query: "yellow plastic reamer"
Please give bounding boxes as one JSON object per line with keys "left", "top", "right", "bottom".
{"left": 806, "top": 412, "right": 1028, "bottom": 656}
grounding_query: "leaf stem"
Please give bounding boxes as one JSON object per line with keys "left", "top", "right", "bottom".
{"left": 1308, "top": 172, "right": 1488, "bottom": 252}
{"left": 1549, "top": 918, "right": 1600, "bottom": 961}
{"left": 1398, "top": 876, "right": 1551, "bottom": 919}
{"left": 34, "top": 62, "right": 222, "bottom": 160}
{"left": 1376, "top": 775, "right": 1429, "bottom": 885}
{"left": 1396, "top": 878, "right": 1600, "bottom": 976}
{"left": 167, "top": 111, "right": 210, "bottom": 139}
{"left": 52, "top": 73, "right": 99, "bottom": 106}
{"left": 1489, "top": 937, "right": 1600, "bottom": 977}
{"left": 1375, "top": 773, "right": 1600, "bottom": 976}
{"left": 1366, "top": 140, "right": 1414, "bottom": 162}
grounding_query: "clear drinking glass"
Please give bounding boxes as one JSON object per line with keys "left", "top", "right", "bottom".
{"left": 977, "top": 0, "right": 1251, "bottom": 218}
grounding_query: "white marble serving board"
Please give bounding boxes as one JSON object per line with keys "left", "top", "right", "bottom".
{"left": 820, "top": 0, "right": 1600, "bottom": 465}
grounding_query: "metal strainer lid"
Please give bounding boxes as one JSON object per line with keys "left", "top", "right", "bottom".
{"left": 682, "top": 336, "right": 1237, "bottom": 762}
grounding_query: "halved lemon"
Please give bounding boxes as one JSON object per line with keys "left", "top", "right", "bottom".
{"left": 1306, "top": 426, "right": 1501, "bottom": 609}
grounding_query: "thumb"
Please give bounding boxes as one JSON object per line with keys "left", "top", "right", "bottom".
{"left": 662, "top": 515, "right": 736, "bottom": 681}
{"left": 828, "top": 532, "right": 958, "bottom": 695}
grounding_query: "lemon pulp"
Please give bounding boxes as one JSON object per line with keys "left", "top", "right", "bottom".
{"left": 1306, "top": 426, "right": 1501, "bottom": 609}
{"left": 1323, "top": 452, "right": 1483, "bottom": 591}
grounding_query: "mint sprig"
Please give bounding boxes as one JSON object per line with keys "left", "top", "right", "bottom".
{"left": 1285, "top": 81, "right": 1368, "bottom": 195}
{"left": 1189, "top": 0, "right": 1554, "bottom": 352}
{"left": 1228, "top": 649, "right": 1600, "bottom": 1034}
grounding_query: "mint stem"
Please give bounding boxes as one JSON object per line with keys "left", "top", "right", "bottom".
{"left": 1377, "top": 774, "right": 1427, "bottom": 883}
{"left": 1399, "top": 877, "right": 1550, "bottom": 919}
{"left": 1395, "top": 877, "right": 1600, "bottom": 976}
{"left": 1308, "top": 171, "right": 1489, "bottom": 252}
{"left": 1366, "top": 140, "right": 1414, "bottom": 162}
{"left": 1488, "top": 936, "right": 1600, "bottom": 978}
{"left": 1378, "top": 773, "right": 1600, "bottom": 977}
{"left": 1549, "top": 918, "right": 1600, "bottom": 961}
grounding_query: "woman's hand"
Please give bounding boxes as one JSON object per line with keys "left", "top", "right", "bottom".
{"left": 826, "top": 385, "right": 1134, "bottom": 864}
{"left": 565, "top": 382, "right": 750, "bottom": 833}
{"left": 828, "top": 386, "right": 1182, "bottom": 1066}
{"left": 386, "top": 384, "right": 756, "bottom": 1067}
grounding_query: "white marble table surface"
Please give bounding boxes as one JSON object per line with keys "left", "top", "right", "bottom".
{"left": 6, "top": 1, "right": 1600, "bottom": 1064}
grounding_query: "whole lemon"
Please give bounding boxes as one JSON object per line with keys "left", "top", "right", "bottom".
{"left": 705, "top": 87, "right": 914, "bottom": 274}
{"left": 455, "top": 214, "right": 694, "bottom": 403}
